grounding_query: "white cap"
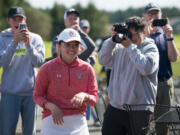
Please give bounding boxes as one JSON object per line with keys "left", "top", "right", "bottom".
{"left": 57, "top": 28, "right": 81, "bottom": 44}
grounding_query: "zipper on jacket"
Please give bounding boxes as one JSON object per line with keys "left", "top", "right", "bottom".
{"left": 68, "top": 66, "right": 70, "bottom": 86}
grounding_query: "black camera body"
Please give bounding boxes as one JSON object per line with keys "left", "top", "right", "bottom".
{"left": 112, "top": 23, "right": 132, "bottom": 43}
{"left": 152, "top": 19, "right": 167, "bottom": 27}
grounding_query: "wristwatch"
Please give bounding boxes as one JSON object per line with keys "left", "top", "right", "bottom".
{"left": 166, "top": 37, "right": 174, "bottom": 41}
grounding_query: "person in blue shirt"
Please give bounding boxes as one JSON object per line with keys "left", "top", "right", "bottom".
{"left": 143, "top": 3, "right": 179, "bottom": 135}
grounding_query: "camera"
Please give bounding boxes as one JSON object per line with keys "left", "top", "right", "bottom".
{"left": 112, "top": 23, "right": 132, "bottom": 43}
{"left": 19, "top": 23, "right": 27, "bottom": 30}
{"left": 152, "top": 19, "right": 167, "bottom": 27}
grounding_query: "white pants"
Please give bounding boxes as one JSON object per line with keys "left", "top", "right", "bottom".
{"left": 41, "top": 115, "right": 89, "bottom": 135}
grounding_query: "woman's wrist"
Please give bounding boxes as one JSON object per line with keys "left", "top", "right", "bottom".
{"left": 84, "top": 93, "right": 89, "bottom": 102}
{"left": 45, "top": 102, "right": 55, "bottom": 110}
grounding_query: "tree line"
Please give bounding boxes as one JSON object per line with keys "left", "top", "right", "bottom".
{"left": 1, "top": 0, "right": 180, "bottom": 41}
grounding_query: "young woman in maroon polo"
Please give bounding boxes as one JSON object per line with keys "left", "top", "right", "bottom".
{"left": 33, "top": 28, "right": 97, "bottom": 135}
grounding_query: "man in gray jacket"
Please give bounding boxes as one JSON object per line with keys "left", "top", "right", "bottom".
{"left": 99, "top": 16, "right": 159, "bottom": 135}
{"left": 0, "top": 7, "right": 45, "bottom": 135}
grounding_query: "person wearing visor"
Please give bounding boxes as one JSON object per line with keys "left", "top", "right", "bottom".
{"left": 34, "top": 28, "right": 97, "bottom": 135}
{"left": 0, "top": 6, "right": 45, "bottom": 135}
{"left": 49, "top": 8, "right": 95, "bottom": 62}
{"left": 143, "top": 3, "right": 179, "bottom": 135}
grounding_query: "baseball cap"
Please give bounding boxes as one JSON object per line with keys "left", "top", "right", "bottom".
{"left": 145, "top": 3, "right": 161, "bottom": 13}
{"left": 80, "top": 19, "right": 90, "bottom": 29}
{"left": 64, "top": 8, "right": 80, "bottom": 20}
{"left": 8, "top": 6, "right": 26, "bottom": 18}
{"left": 57, "top": 28, "right": 82, "bottom": 44}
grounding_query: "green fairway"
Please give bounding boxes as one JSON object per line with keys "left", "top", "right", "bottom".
{"left": 172, "top": 35, "right": 180, "bottom": 78}
{"left": 44, "top": 41, "right": 52, "bottom": 59}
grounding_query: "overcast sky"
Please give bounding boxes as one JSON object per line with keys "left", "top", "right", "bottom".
{"left": 28, "top": 0, "right": 180, "bottom": 11}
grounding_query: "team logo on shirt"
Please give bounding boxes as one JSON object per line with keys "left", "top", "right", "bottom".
{"left": 69, "top": 31, "right": 77, "bottom": 37}
{"left": 56, "top": 74, "right": 61, "bottom": 78}
{"left": 15, "top": 42, "right": 26, "bottom": 56}
{"left": 78, "top": 73, "right": 83, "bottom": 79}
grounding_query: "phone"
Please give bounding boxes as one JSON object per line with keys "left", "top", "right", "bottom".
{"left": 19, "top": 23, "right": 27, "bottom": 30}
{"left": 152, "top": 19, "right": 167, "bottom": 27}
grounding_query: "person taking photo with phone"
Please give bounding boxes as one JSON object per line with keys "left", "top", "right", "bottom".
{"left": 143, "top": 3, "right": 179, "bottom": 135}
{"left": 0, "top": 6, "right": 45, "bottom": 135}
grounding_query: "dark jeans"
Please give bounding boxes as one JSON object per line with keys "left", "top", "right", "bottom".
{"left": 0, "top": 93, "right": 36, "bottom": 135}
{"left": 102, "top": 104, "right": 152, "bottom": 135}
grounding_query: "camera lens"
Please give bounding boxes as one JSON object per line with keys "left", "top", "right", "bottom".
{"left": 112, "top": 34, "right": 124, "bottom": 43}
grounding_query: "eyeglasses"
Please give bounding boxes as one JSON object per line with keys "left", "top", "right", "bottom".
{"left": 61, "top": 42, "right": 80, "bottom": 49}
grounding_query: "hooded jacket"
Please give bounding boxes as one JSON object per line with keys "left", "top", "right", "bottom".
{"left": 0, "top": 28, "right": 45, "bottom": 96}
{"left": 98, "top": 37, "right": 159, "bottom": 111}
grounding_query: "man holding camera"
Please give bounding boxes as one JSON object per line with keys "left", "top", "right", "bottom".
{"left": 0, "top": 7, "right": 45, "bottom": 135}
{"left": 143, "top": 3, "right": 179, "bottom": 135}
{"left": 99, "top": 16, "right": 159, "bottom": 135}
